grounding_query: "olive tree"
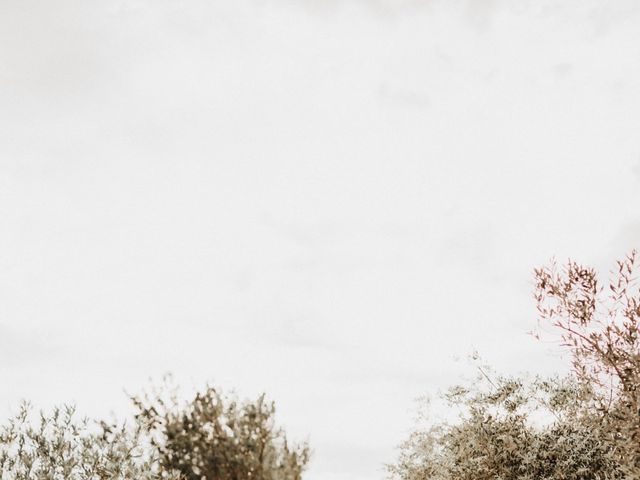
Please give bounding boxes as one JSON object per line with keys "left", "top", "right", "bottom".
{"left": 389, "top": 251, "right": 640, "bottom": 479}
{"left": 132, "top": 381, "right": 310, "bottom": 480}
{"left": 388, "top": 373, "right": 622, "bottom": 480}
{"left": 0, "top": 402, "right": 179, "bottom": 480}
{"left": 534, "top": 250, "right": 640, "bottom": 476}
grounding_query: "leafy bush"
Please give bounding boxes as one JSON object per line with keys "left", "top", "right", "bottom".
{"left": 534, "top": 251, "right": 640, "bottom": 475}
{"left": 390, "top": 251, "right": 640, "bottom": 480}
{"left": 388, "top": 374, "right": 623, "bottom": 480}
{"left": 132, "top": 381, "right": 310, "bottom": 480}
{"left": 0, "top": 403, "right": 179, "bottom": 480}
{"left": 0, "top": 381, "right": 309, "bottom": 480}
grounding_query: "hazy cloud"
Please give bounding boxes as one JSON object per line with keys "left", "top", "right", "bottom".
{"left": 2, "top": 1, "right": 640, "bottom": 479}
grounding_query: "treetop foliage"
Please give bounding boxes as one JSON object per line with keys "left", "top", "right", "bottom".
{"left": 0, "top": 402, "right": 179, "bottom": 480}
{"left": 132, "top": 379, "right": 310, "bottom": 480}
{"left": 0, "top": 380, "right": 310, "bottom": 480}
{"left": 389, "top": 250, "right": 640, "bottom": 480}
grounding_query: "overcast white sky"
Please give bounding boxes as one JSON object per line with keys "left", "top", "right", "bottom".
{"left": 2, "top": 1, "right": 640, "bottom": 479}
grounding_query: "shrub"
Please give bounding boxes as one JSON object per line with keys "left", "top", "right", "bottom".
{"left": 132, "top": 381, "right": 310, "bottom": 480}
{"left": 388, "top": 374, "right": 623, "bottom": 480}
{"left": 390, "top": 251, "right": 640, "bottom": 479}
{"left": 0, "top": 402, "right": 179, "bottom": 480}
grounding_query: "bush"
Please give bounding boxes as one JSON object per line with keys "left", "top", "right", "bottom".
{"left": 0, "top": 402, "right": 179, "bottom": 480}
{"left": 132, "top": 381, "right": 310, "bottom": 480}
{"left": 0, "top": 380, "right": 309, "bottom": 480}
{"left": 388, "top": 374, "right": 623, "bottom": 480}
{"left": 389, "top": 251, "right": 640, "bottom": 480}
{"left": 534, "top": 251, "right": 640, "bottom": 475}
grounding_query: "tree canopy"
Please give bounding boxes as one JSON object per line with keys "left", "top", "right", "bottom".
{"left": 0, "top": 381, "right": 310, "bottom": 480}
{"left": 389, "top": 251, "right": 640, "bottom": 480}
{"left": 132, "top": 381, "right": 310, "bottom": 480}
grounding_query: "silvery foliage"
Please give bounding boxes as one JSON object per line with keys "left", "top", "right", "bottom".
{"left": 132, "top": 379, "right": 310, "bottom": 480}
{"left": 391, "top": 251, "right": 640, "bottom": 480}
{"left": 389, "top": 373, "right": 623, "bottom": 480}
{"left": 0, "top": 402, "right": 181, "bottom": 480}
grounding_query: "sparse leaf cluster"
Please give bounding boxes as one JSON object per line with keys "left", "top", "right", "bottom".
{"left": 535, "top": 251, "right": 640, "bottom": 475}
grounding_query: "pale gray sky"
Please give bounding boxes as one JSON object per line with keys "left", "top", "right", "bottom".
{"left": 2, "top": 1, "right": 640, "bottom": 479}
